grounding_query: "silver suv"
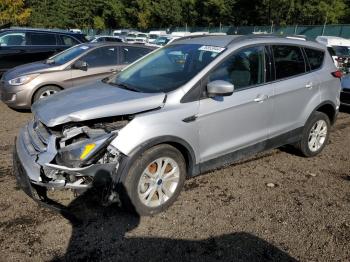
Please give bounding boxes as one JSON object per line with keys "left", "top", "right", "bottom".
{"left": 13, "top": 35, "right": 341, "bottom": 216}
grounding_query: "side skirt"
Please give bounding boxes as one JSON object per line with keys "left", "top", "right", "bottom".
{"left": 192, "top": 127, "right": 303, "bottom": 176}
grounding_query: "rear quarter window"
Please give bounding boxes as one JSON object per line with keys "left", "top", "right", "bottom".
{"left": 60, "top": 35, "right": 80, "bottom": 46}
{"left": 304, "top": 48, "right": 324, "bottom": 71}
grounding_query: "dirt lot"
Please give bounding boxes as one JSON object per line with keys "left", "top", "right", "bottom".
{"left": 0, "top": 102, "right": 349, "bottom": 262}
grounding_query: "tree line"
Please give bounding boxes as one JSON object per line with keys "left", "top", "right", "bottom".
{"left": 0, "top": 0, "right": 349, "bottom": 30}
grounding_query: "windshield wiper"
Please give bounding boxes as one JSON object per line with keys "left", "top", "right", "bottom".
{"left": 108, "top": 81, "right": 140, "bottom": 92}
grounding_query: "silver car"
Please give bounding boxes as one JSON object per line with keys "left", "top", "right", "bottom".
{"left": 0, "top": 43, "right": 155, "bottom": 109}
{"left": 13, "top": 35, "right": 341, "bottom": 216}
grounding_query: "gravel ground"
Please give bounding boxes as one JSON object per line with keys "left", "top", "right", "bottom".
{"left": 0, "top": 102, "right": 349, "bottom": 262}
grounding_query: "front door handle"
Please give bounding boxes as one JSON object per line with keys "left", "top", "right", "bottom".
{"left": 305, "top": 83, "right": 313, "bottom": 89}
{"left": 254, "top": 95, "right": 269, "bottom": 103}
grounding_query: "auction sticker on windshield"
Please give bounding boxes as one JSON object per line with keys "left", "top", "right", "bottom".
{"left": 198, "top": 46, "right": 225, "bottom": 53}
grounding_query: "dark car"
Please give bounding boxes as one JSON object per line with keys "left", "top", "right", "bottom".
{"left": 91, "top": 36, "right": 123, "bottom": 43}
{"left": 0, "top": 28, "right": 88, "bottom": 76}
{"left": 340, "top": 75, "right": 350, "bottom": 106}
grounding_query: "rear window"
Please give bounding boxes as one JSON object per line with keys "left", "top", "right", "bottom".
{"left": 304, "top": 48, "right": 324, "bottom": 71}
{"left": 30, "top": 33, "right": 56, "bottom": 45}
{"left": 272, "top": 45, "right": 306, "bottom": 79}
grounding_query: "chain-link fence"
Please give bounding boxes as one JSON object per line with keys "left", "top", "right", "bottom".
{"left": 84, "top": 24, "right": 350, "bottom": 39}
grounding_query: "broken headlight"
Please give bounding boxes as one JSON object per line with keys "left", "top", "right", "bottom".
{"left": 56, "top": 133, "right": 116, "bottom": 168}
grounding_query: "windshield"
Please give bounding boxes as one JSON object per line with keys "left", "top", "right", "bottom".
{"left": 48, "top": 45, "right": 89, "bottom": 64}
{"left": 328, "top": 46, "right": 350, "bottom": 57}
{"left": 149, "top": 34, "right": 158, "bottom": 39}
{"left": 108, "top": 44, "right": 225, "bottom": 93}
{"left": 138, "top": 34, "right": 147, "bottom": 38}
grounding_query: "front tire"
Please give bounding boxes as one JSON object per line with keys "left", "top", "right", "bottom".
{"left": 121, "top": 144, "right": 186, "bottom": 216}
{"left": 297, "top": 112, "right": 330, "bottom": 157}
{"left": 33, "top": 85, "right": 61, "bottom": 103}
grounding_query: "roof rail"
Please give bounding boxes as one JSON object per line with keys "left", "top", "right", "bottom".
{"left": 170, "top": 34, "right": 210, "bottom": 43}
{"left": 170, "top": 33, "right": 231, "bottom": 44}
{"left": 227, "top": 33, "right": 310, "bottom": 46}
{"left": 9, "top": 26, "right": 72, "bottom": 34}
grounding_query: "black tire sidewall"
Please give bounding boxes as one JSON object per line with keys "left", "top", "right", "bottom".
{"left": 300, "top": 112, "right": 331, "bottom": 157}
{"left": 121, "top": 144, "right": 186, "bottom": 216}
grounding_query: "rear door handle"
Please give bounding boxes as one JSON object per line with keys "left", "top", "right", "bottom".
{"left": 254, "top": 95, "right": 269, "bottom": 103}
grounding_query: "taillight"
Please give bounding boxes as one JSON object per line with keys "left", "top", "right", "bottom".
{"left": 332, "top": 70, "right": 343, "bottom": 78}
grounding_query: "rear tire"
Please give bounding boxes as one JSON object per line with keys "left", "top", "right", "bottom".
{"left": 33, "top": 85, "right": 61, "bottom": 103}
{"left": 120, "top": 144, "right": 186, "bottom": 216}
{"left": 296, "top": 112, "right": 330, "bottom": 157}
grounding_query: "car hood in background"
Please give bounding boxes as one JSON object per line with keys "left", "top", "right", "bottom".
{"left": 32, "top": 81, "right": 166, "bottom": 127}
{"left": 2, "top": 61, "right": 60, "bottom": 81}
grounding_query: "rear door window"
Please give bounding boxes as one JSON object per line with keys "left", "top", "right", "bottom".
{"left": 272, "top": 45, "right": 306, "bottom": 79}
{"left": 82, "top": 46, "right": 118, "bottom": 68}
{"left": 30, "top": 33, "right": 57, "bottom": 45}
{"left": 304, "top": 48, "right": 325, "bottom": 71}
{"left": 122, "top": 46, "right": 151, "bottom": 64}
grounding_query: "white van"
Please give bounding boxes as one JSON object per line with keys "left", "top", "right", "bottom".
{"left": 316, "top": 36, "right": 350, "bottom": 70}
{"left": 148, "top": 31, "right": 167, "bottom": 43}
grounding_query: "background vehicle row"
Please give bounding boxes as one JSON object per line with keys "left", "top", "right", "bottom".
{"left": 0, "top": 43, "right": 155, "bottom": 109}
{"left": 0, "top": 28, "right": 87, "bottom": 76}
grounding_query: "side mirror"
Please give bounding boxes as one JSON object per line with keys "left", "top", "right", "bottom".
{"left": 72, "top": 60, "right": 88, "bottom": 71}
{"left": 207, "top": 80, "right": 234, "bottom": 97}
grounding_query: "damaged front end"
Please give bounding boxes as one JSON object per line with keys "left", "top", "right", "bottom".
{"left": 13, "top": 116, "right": 131, "bottom": 206}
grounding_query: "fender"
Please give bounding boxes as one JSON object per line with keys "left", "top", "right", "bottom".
{"left": 114, "top": 136, "right": 199, "bottom": 184}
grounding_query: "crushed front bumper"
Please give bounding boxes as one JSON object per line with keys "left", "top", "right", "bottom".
{"left": 13, "top": 139, "right": 70, "bottom": 213}
{"left": 13, "top": 121, "right": 120, "bottom": 213}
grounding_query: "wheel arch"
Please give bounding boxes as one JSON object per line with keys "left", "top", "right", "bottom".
{"left": 31, "top": 84, "right": 63, "bottom": 104}
{"left": 115, "top": 136, "right": 199, "bottom": 184}
{"left": 314, "top": 100, "right": 337, "bottom": 125}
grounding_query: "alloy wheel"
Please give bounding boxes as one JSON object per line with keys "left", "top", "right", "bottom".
{"left": 137, "top": 157, "right": 180, "bottom": 208}
{"left": 308, "top": 119, "right": 328, "bottom": 152}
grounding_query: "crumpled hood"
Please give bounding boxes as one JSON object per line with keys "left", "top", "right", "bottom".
{"left": 32, "top": 81, "right": 166, "bottom": 127}
{"left": 3, "top": 61, "right": 58, "bottom": 81}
